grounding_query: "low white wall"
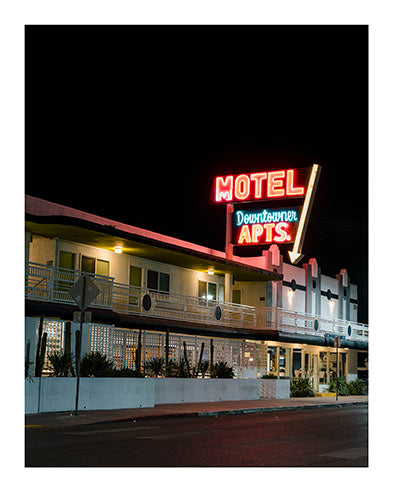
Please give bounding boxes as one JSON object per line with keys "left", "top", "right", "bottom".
{"left": 25, "top": 377, "right": 155, "bottom": 414}
{"left": 155, "top": 378, "right": 260, "bottom": 404}
{"left": 26, "top": 377, "right": 285, "bottom": 414}
{"left": 260, "top": 379, "right": 290, "bottom": 399}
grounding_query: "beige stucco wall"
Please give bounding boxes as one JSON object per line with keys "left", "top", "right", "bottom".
{"left": 28, "top": 234, "right": 225, "bottom": 298}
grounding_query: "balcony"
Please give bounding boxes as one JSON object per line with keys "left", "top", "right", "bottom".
{"left": 25, "top": 262, "right": 368, "bottom": 344}
{"left": 257, "top": 307, "right": 368, "bottom": 344}
{"left": 25, "top": 262, "right": 256, "bottom": 330}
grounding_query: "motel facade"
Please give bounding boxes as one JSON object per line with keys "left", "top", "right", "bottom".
{"left": 25, "top": 191, "right": 368, "bottom": 392}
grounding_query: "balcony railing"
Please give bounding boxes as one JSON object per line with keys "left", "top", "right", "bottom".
{"left": 25, "top": 262, "right": 256, "bottom": 330}
{"left": 256, "top": 307, "right": 368, "bottom": 343}
{"left": 25, "top": 262, "right": 368, "bottom": 343}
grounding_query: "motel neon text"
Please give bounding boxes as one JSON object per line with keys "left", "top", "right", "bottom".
{"left": 215, "top": 169, "right": 305, "bottom": 202}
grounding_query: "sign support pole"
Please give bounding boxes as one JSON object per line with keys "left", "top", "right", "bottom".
{"left": 74, "top": 274, "right": 86, "bottom": 416}
{"left": 225, "top": 203, "right": 234, "bottom": 260}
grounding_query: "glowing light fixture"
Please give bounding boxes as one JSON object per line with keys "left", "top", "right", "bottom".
{"left": 208, "top": 267, "right": 214, "bottom": 275}
{"left": 114, "top": 246, "right": 123, "bottom": 254}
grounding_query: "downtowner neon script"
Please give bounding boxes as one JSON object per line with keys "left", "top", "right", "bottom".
{"left": 235, "top": 209, "right": 299, "bottom": 226}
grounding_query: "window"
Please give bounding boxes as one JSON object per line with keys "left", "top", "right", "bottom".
{"left": 58, "top": 251, "right": 75, "bottom": 291}
{"left": 208, "top": 282, "right": 217, "bottom": 301}
{"left": 198, "top": 280, "right": 207, "bottom": 300}
{"left": 59, "top": 251, "right": 75, "bottom": 270}
{"left": 218, "top": 284, "right": 225, "bottom": 303}
{"left": 147, "top": 269, "right": 170, "bottom": 294}
{"left": 96, "top": 259, "right": 109, "bottom": 276}
{"left": 81, "top": 255, "right": 95, "bottom": 274}
{"left": 130, "top": 266, "right": 142, "bottom": 287}
{"left": 81, "top": 255, "right": 110, "bottom": 276}
{"left": 232, "top": 289, "right": 241, "bottom": 304}
{"left": 159, "top": 272, "right": 170, "bottom": 293}
{"left": 198, "top": 280, "right": 220, "bottom": 305}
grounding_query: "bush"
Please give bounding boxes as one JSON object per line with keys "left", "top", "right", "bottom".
{"left": 80, "top": 351, "right": 114, "bottom": 377}
{"left": 109, "top": 367, "right": 145, "bottom": 378}
{"left": 290, "top": 377, "right": 315, "bottom": 397}
{"left": 144, "top": 357, "right": 165, "bottom": 377}
{"left": 328, "top": 377, "right": 350, "bottom": 396}
{"left": 210, "top": 361, "right": 235, "bottom": 379}
{"left": 261, "top": 373, "right": 278, "bottom": 379}
{"left": 348, "top": 378, "right": 367, "bottom": 395}
{"left": 48, "top": 351, "right": 75, "bottom": 377}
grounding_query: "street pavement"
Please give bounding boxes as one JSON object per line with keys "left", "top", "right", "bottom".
{"left": 25, "top": 395, "right": 368, "bottom": 429}
{"left": 25, "top": 405, "right": 368, "bottom": 466}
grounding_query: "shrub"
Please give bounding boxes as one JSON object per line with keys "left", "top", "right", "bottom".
{"left": 328, "top": 377, "right": 350, "bottom": 396}
{"left": 109, "top": 367, "right": 144, "bottom": 378}
{"left": 176, "top": 357, "right": 190, "bottom": 378}
{"left": 144, "top": 357, "right": 165, "bottom": 377}
{"left": 80, "top": 351, "right": 114, "bottom": 377}
{"left": 210, "top": 361, "right": 235, "bottom": 379}
{"left": 48, "top": 351, "right": 75, "bottom": 377}
{"left": 261, "top": 373, "right": 278, "bottom": 379}
{"left": 348, "top": 378, "right": 367, "bottom": 395}
{"left": 290, "top": 377, "right": 315, "bottom": 397}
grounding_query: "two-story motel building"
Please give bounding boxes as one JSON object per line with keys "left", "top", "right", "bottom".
{"left": 25, "top": 195, "right": 368, "bottom": 391}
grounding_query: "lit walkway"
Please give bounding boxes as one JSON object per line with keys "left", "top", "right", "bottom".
{"left": 25, "top": 395, "right": 368, "bottom": 429}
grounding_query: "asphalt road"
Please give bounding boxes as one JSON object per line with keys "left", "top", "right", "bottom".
{"left": 25, "top": 406, "right": 368, "bottom": 467}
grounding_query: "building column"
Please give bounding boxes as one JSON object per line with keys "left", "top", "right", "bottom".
{"left": 25, "top": 231, "right": 31, "bottom": 263}
{"left": 303, "top": 258, "right": 321, "bottom": 316}
{"left": 224, "top": 273, "right": 233, "bottom": 303}
{"left": 337, "top": 268, "right": 351, "bottom": 321}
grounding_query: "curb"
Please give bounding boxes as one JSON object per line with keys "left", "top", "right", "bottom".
{"left": 197, "top": 401, "right": 368, "bottom": 418}
{"left": 96, "top": 401, "right": 368, "bottom": 425}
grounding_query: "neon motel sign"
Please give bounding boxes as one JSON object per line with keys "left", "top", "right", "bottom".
{"left": 215, "top": 169, "right": 305, "bottom": 203}
{"left": 214, "top": 165, "right": 321, "bottom": 263}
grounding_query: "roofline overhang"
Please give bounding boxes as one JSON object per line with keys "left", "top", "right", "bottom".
{"left": 25, "top": 195, "right": 282, "bottom": 282}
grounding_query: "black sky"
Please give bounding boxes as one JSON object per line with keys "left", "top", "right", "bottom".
{"left": 25, "top": 25, "right": 368, "bottom": 322}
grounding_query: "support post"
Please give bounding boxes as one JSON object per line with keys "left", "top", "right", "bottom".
{"left": 225, "top": 203, "right": 234, "bottom": 260}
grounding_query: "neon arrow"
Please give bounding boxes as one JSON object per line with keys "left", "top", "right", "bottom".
{"left": 288, "top": 164, "right": 321, "bottom": 264}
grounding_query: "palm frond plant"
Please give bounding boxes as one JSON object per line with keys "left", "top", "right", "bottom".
{"left": 177, "top": 357, "right": 190, "bottom": 378}
{"left": 48, "top": 351, "right": 75, "bottom": 377}
{"left": 144, "top": 357, "right": 165, "bottom": 377}
{"left": 199, "top": 360, "right": 209, "bottom": 378}
{"left": 290, "top": 377, "right": 315, "bottom": 397}
{"left": 210, "top": 361, "right": 235, "bottom": 379}
{"left": 347, "top": 378, "right": 367, "bottom": 395}
{"left": 80, "top": 351, "right": 114, "bottom": 377}
{"left": 165, "top": 359, "right": 178, "bottom": 377}
{"left": 328, "top": 377, "right": 350, "bottom": 396}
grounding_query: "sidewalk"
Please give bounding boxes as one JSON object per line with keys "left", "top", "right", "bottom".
{"left": 25, "top": 396, "right": 368, "bottom": 429}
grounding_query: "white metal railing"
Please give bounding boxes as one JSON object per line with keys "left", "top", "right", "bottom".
{"left": 25, "top": 262, "right": 256, "bottom": 330}
{"left": 25, "top": 262, "right": 368, "bottom": 342}
{"left": 26, "top": 261, "right": 114, "bottom": 309}
{"left": 256, "top": 307, "right": 368, "bottom": 343}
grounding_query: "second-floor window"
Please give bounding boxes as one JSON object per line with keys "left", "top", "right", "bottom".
{"left": 147, "top": 269, "right": 170, "bottom": 294}
{"left": 81, "top": 255, "right": 110, "bottom": 277}
{"left": 198, "top": 281, "right": 225, "bottom": 303}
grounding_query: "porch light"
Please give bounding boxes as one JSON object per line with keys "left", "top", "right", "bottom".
{"left": 208, "top": 267, "right": 214, "bottom": 275}
{"left": 114, "top": 246, "right": 123, "bottom": 254}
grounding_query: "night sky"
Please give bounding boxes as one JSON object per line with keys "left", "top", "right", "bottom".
{"left": 25, "top": 25, "right": 368, "bottom": 323}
